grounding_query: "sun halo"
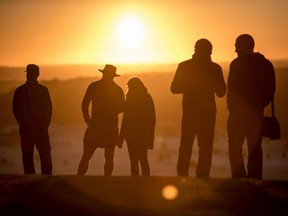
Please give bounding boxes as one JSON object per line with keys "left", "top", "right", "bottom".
{"left": 116, "top": 15, "right": 145, "bottom": 47}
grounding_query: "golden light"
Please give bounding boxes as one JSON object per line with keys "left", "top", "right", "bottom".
{"left": 116, "top": 15, "right": 145, "bottom": 48}
{"left": 162, "top": 185, "right": 179, "bottom": 200}
{"left": 94, "top": 11, "right": 178, "bottom": 64}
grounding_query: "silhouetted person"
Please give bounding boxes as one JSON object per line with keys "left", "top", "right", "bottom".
{"left": 13, "top": 64, "right": 53, "bottom": 174}
{"left": 227, "top": 34, "right": 275, "bottom": 179}
{"left": 77, "top": 64, "right": 125, "bottom": 176}
{"left": 171, "top": 39, "right": 226, "bottom": 177}
{"left": 119, "top": 77, "right": 156, "bottom": 176}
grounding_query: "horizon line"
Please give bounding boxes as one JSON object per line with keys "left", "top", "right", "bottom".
{"left": 1, "top": 58, "right": 288, "bottom": 68}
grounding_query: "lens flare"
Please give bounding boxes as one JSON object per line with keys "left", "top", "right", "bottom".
{"left": 162, "top": 185, "right": 178, "bottom": 200}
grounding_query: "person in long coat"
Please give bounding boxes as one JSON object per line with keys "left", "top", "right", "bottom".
{"left": 119, "top": 77, "right": 156, "bottom": 176}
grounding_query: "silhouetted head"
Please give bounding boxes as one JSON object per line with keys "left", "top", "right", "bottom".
{"left": 194, "top": 39, "right": 212, "bottom": 55}
{"left": 127, "top": 77, "right": 147, "bottom": 93}
{"left": 99, "top": 64, "right": 120, "bottom": 79}
{"left": 235, "top": 34, "right": 254, "bottom": 55}
{"left": 25, "top": 64, "right": 39, "bottom": 82}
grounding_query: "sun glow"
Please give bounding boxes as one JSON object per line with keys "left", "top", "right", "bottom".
{"left": 94, "top": 11, "right": 179, "bottom": 64}
{"left": 116, "top": 15, "right": 145, "bottom": 47}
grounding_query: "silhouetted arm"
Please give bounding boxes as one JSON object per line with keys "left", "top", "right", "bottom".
{"left": 171, "top": 63, "right": 184, "bottom": 94}
{"left": 118, "top": 88, "right": 125, "bottom": 114}
{"left": 43, "top": 87, "right": 53, "bottom": 126}
{"left": 265, "top": 60, "right": 276, "bottom": 105}
{"left": 145, "top": 94, "right": 156, "bottom": 150}
{"left": 118, "top": 103, "right": 128, "bottom": 148}
{"left": 82, "top": 84, "right": 93, "bottom": 124}
{"left": 12, "top": 88, "right": 21, "bottom": 124}
{"left": 214, "top": 65, "right": 227, "bottom": 98}
{"left": 226, "top": 62, "right": 238, "bottom": 110}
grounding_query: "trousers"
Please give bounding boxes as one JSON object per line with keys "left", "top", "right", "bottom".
{"left": 19, "top": 124, "right": 52, "bottom": 174}
{"left": 227, "top": 109, "right": 264, "bottom": 179}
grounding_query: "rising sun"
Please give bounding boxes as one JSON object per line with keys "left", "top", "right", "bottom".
{"left": 116, "top": 15, "right": 145, "bottom": 47}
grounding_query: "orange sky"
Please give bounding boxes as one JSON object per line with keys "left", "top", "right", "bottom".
{"left": 0, "top": 0, "right": 288, "bottom": 67}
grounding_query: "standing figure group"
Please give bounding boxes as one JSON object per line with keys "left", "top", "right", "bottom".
{"left": 12, "top": 34, "right": 276, "bottom": 179}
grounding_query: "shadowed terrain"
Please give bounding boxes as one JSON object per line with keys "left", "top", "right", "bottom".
{"left": 0, "top": 175, "right": 288, "bottom": 216}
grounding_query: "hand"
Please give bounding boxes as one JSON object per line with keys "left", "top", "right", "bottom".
{"left": 146, "top": 140, "right": 154, "bottom": 150}
{"left": 85, "top": 119, "right": 93, "bottom": 127}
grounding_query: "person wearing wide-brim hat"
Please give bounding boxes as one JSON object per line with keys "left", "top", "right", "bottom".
{"left": 98, "top": 64, "right": 120, "bottom": 77}
{"left": 77, "top": 64, "right": 125, "bottom": 176}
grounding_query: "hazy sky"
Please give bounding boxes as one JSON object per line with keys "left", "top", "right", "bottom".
{"left": 0, "top": 0, "right": 288, "bottom": 66}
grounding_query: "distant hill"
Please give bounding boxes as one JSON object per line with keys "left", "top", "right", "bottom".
{"left": 1, "top": 60, "right": 287, "bottom": 81}
{"left": 0, "top": 63, "right": 177, "bottom": 82}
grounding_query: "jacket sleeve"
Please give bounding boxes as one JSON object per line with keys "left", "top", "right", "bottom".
{"left": 262, "top": 59, "right": 276, "bottom": 107}
{"left": 12, "top": 88, "right": 21, "bottom": 124}
{"left": 214, "top": 65, "right": 227, "bottom": 98}
{"left": 82, "top": 84, "right": 93, "bottom": 122}
{"left": 117, "top": 88, "right": 125, "bottom": 114}
{"left": 171, "top": 63, "right": 184, "bottom": 94}
{"left": 44, "top": 87, "right": 53, "bottom": 125}
{"left": 145, "top": 94, "right": 156, "bottom": 150}
{"left": 44, "top": 88, "right": 53, "bottom": 126}
{"left": 119, "top": 100, "right": 128, "bottom": 139}
{"left": 226, "top": 62, "right": 236, "bottom": 109}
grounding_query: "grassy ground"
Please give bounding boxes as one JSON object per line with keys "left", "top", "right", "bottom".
{"left": 0, "top": 175, "right": 288, "bottom": 216}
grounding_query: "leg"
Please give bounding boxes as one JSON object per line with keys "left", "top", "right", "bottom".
{"left": 77, "top": 141, "right": 97, "bottom": 176}
{"left": 139, "top": 148, "right": 150, "bottom": 176}
{"left": 246, "top": 110, "right": 264, "bottom": 179}
{"left": 19, "top": 125, "right": 35, "bottom": 174}
{"left": 177, "top": 113, "right": 196, "bottom": 176}
{"left": 35, "top": 126, "right": 52, "bottom": 175}
{"left": 127, "top": 142, "right": 140, "bottom": 176}
{"left": 196, "top": 113, "right": 215, "bottom": 177}
{"left": 104, "top": 145, "right": 115, "bottom": 176}
{"left": 227, "top": 112, "right": 247, "bottom": 178}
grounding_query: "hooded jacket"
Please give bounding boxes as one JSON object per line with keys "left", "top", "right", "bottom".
{"left": 227, "top": 52, "right": 275, "bottom": 111}
{"left": 171, "top": 54, "right": 226, "bottom": 114}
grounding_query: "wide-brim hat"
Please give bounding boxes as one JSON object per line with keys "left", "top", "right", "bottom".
{"left": 98, "top": 64, "right": 120, "bottom": 77}
{"left": 24, "top": 64, "right": 39, "bottom": 73}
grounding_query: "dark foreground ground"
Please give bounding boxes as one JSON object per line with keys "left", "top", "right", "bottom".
{"left": 0, "top": 175, "right": 288, "bottom": 216}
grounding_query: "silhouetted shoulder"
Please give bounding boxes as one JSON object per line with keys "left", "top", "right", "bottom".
{"left": 211, "top": 62, "right": 222, "bottom": 69}
{"left": 210, "top": 62, "right": 223, "bottom": 75}
{"left": 178, "top": 59, "right": 193, "bottom": 67}
{"left": 15, "top": 83, "right": 49, "bottom": 94}
{"left": 37, "top": 83, "right": 50, "bottom": 92}
{"left": 87, "top": 81, "right": 100, "bottom": 88}
{"left": 40, "top": 83, "right": 49, "bottom": 88}
{"left": 231, "top": 52, "right": 268, "bottom": 65}
{"left": 14, "top": 84, "right": 25, "bottom": 93}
